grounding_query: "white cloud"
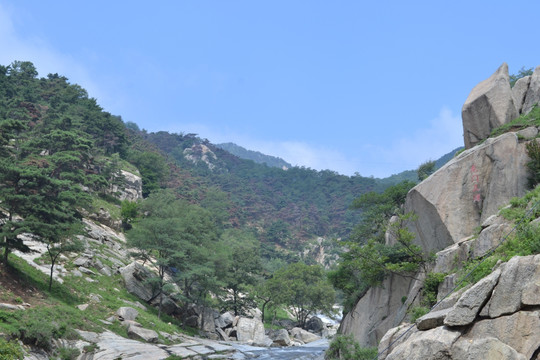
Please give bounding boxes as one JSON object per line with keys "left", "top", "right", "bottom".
{"left": 362, "top": 107, "right": 463, "bottom": 177}
{"left": 0, "top": 4, "right": 104, "bottom": 102}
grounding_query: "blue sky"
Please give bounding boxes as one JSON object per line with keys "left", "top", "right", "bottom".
{"left": 1, "top": 1, "right": 540, "bottom": 177}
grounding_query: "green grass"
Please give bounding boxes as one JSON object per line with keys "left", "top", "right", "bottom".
{"left": 490, "top": 105, "right": 540, "bottom": 138}
{"left": 92, "top": 196, "right": 122, "bottom": 222}
{"left": 453, "top": 185, "right": 540, "bottom": 289}
{"left": 1, "top": 253, "right": 198, "bottom": 351}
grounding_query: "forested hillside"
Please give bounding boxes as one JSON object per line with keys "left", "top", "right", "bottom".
{"left": 215, "top": 142, "right": 292, "bottom": 169}
{"left": 0, "top": 60, "right": 460, "bottom": 266}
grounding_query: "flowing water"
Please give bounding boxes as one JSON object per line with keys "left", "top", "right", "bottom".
{"left": 230, "top": 339, "right": 328, "bottom": 359}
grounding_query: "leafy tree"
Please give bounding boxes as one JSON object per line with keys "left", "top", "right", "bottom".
{"left": 120, "top": 200, "right": 138, "bottom": 230}
{"left": 417, "top": 160, "right": 435, "bottom": 181}
{"left": 264, "top": 262, "right": 335, "bottom": 328}
{"left": 127, "top": 150, "right": 168, "bottom": 197}
{"left": 219, "top": 229, "right": 262, "bottom": 315}
{"left": 510, "top": 66, "right": 534, "bottom": 87}
{"left": 526, "top": 140, "right": 540, "bottom": 189}
{"left": 331, "top": 181, "right": 418, "bottom": 312}
{"left": 126, "top": 191, "right": 185, "bottom": 318}
{"left": 349, "top": 181, "right": 415, "bottom": 245}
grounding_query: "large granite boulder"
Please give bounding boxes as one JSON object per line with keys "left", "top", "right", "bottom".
{"left": 405, "top": 132, "right": 529, "bottom": 253}
{"left": 120, "top": 262, "right": 157, "bottom": 302}
{"left": 111, "top": 170, "right": 143, "bottom": 201}
{"left": 512, "top": 75, "right": 531, "bottom": 114}
{"left": 338, "top": 272, "right": 419, "bottom": 347}
{"left": 462, "top": 63, "right": 518, "bottom": 149}
{"left": 521, "top": 65, "right": 540, "bottom": 115}
{"left": 380, "top": 255, "right": 540, "bottom": 359}
{"left": 235, "top": 317, "right": 268, "bottom": 346}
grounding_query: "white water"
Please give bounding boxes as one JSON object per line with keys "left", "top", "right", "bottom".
{"left": 230, "top": 339, "right": 328, "bottom": 359}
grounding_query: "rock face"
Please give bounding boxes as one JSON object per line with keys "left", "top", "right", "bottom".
{"left": 338, "top": 273, "right": 419, "bottom": 347}
{"left": 380, "top": 255, "right": 540, "bottom": 360}
{"left": 406, "top": 132, "right": 529, "bottom": 252}
{"left": 462, "top": 63, "right": 518, "bottom": 149}
{"left": 111, "top": 170, "right": 143, "bottom": 201}
{"left": 521, "top": 65, "right": 540, "bottom": 115}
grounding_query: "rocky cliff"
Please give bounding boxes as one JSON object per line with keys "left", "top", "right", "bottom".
{"left": 339, "top": 63, "right": 540, "bottom": 352}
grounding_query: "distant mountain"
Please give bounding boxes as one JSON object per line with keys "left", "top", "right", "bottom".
{"left": 216, "top": 142, "right": 292, "bottom": 169}
{"left": 375, "top": 147, "right": 464, "bottom": 187}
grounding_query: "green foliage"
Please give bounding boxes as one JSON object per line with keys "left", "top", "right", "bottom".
{"left": 263, "top": 262, "right": 335, "bottom": 327}
{"left": 127, "top": 150, "right": 168, "bottom": 197}
{"left": 120, "top": 200, "right": 139, "bottom": 228}
{"left": 0, "top": 338, "right": 24, "bottom": 360}
{"left": 219, "top": 228, "right": 262, "bottom": 315}
{"left": 57, "top": 346, "right": 81, "bottom": 360}
{"left": 423, "top": 272, "right": 446, "bottom": 306}
{"left": 409, "top": 306, "right": 430, "bottom": 322}
{"left": 456, "top": 186, "right": 540, "bottom": 289}
{"left": 526, "top": 140, "right": 540, "bottom": 188}
{"left": 490, "top": 105, "right": 540, "bottom": 138}
{"left": 510, "top": 66, "right": 533, "bottom": 87}
{"left": 326, "top": 335, "right": 378, "bottom": 360}
{"left": 417, "top": 160, "right": 435, "bottom": 181}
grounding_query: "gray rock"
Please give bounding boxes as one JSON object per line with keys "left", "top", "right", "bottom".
{"left": 416, "top": 308, "right": 451, "bottom": 331}
{"left": 215, "top": 311, "right": 234, "bottom": 329}
{"left": 516, "top": 126, "right": 538, "bottom": 140}
{"left": 71, "top": 269, "right": 83, "bottom": 277}
{"left": 405, "top": 132, "right": 528, "bottom": 254}
{"left": 462, "top": 62, "right": 518, "bottom": 149}
{"left": 305, "top": 316, "right": 325, "bottom": 333}
{"left": 117, "top": 306, "right": 139, "bottom": 321}
{"left": 338, "top": 272, "right": 418, "bottom": 347}
{"left": 452, "top": 337, "right": 526, "bottom": 360}
{"left": 77, "top": 304, "right": 89, "bottom": 311}
{"left": 236, "top": 317, "right": 266, "bottom": 346}
{"left": 385, "top": 326, "right": 461, "bottom": 360}
{"left": 466, "top": 310, "right": 540, "bottom": 359}
{"left": 522, "top": 65, "right": 540, "bottom": 115}
{"left": 289, "top": 327, "right": 321, "bottom": 344}
{"left": 268, "top": 328, "right": 291, "bottom": 346}
{"left": 73, "top": 256, "right": 92, "bottom": 267}
{"left": 127, "top": 324, "right": 159, "bottom": 343}
{"left": 377, "top": 324, "right": 415, "bottom": 360}
{"left": 199, "top": 306, "right": 217, "bottom": 333}
{"left": 512, "top": 75, "right": 531, "bottom": 114}
{"left": 122, "top": 299, "right": 147, "bottom": 310}
{"left": 78, "top": 266, "right": 97, "bottom": 275}
{"left": 99, "top": 265, "right": 113, "bottom": 276}
{"left": 444, "top": 268, "right": 501, "bottom": 327}
{"left": 120, "top": 262, "right": 156, "bottom": 302}
{"left": 0, "top": 303, "right": 25, "bottom": 311}
{"left": 433, "top": 240, "right": 471, "bottom": 273}
{"left": 472, "top": 222, "right": 512, "bottom": 258}
{"left": 482, "top": 254, "right": 540, "bottom": 317}
{"left": 216, "top": 327, "right": 230, "bottom": 341}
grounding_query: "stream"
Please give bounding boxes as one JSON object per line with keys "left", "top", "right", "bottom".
{"left": 230, "top": 339, "right": 328, "bottom": 359}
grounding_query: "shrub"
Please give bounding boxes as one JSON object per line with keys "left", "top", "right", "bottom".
{"left": 326, "top": 335, "right": 378, "bottom": 360}
{"left": 526, "top": 140, "right": 540, "bottom": 189}
{"left": 57, "top": 346, "right": 81, "bottom": 360}
{"left": 0, "top": 338, "right": 24, "bottom": 360}
{"left": 409, "top": 306, "right": 429, "bottom": 322}
{"left": 423, "top": 272, "right": 446, "bottom": 306}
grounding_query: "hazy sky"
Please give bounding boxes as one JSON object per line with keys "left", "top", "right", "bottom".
{"left": 1, "top": 1, "right": 540, "bottom": 177}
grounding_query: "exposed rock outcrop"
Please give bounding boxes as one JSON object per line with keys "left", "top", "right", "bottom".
{"left": 462, "top": 63, "right": 518, "bottom": 149}
{"left": 111, "top": 170, "right": 143, "bottom": 202}
{"left": 521, "top": 65, "right": 540, "bottom": 115}
{"left": 406, "top": 132, "right": 529, "bottom": 252}
{"left": 379, "top": 254, "right": 540, "bottom": 360}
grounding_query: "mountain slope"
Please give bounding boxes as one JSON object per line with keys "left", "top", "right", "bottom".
{"left": 215, "top": 142, "right": 292, "bottom": 169}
